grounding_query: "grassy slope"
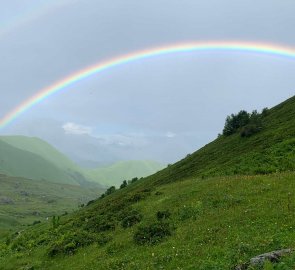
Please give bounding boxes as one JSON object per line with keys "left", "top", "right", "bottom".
{"left": 0, "top": 174, "right": 103, "bottom": 239}
{"left": 0, "top": 140, "right": 80, "bottom": 185}
{"left": 0, "top": 136, "right": 96, "bottom": 186}
{"left": 88, "top": 160, "right": 165, "bottom": 187}
{"left": 145, "top": 95, "right": 295, "bottom": 186}
{"left": 1, "top": 96, "right": 295, "bottom": 269}
{"left": 0, "top": 136, "right": 79, "bottom": 172}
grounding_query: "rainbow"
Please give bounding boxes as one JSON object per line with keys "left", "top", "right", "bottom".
{"left": 0, "top": 1, "right": 71, "bottom": 38}
{"left": 1, "top": 41, "right": 295, "bottom": 129}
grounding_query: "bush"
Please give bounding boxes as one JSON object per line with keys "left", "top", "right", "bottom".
{"left": 128, "top": 190, "right": 150, "bottom": 203}
{"left": 93, "top": 219, "right": 115, "bottom": 232}
{"left": 97, "top": 234, "right": 112, "bottom": 246}
{"left": 131, "top": 177, "right": 138, "bottom": 183}
{"left": 133, "top": 222, "right": 172, "bottom": 245}
{"left": 120, "top": 180, "right": 128, "bottom": 189}
{"left": 47, "top": 230, "right": 96, "bottom": 257}
{"left": 32, "top": 220, "right": 41, "bottom": 226}
{"left": 156, "top": 210, "right": 171, "bottom": 220}
{"left": 223, "top": 110, "right": 250, "bottom": 136}
{"left": 178, "top": 202, "right": 202, "bottom": 221}
{"left": 222, "top": 109, "right": 264, "bottom": 137}
{"left": 105, "top": 186, "right": 116, "bottom": 196}
{"left": 121, "top": 210, "right": 142, "bottom": 228}
{"left": 240, "top": 123, "right": 261, "bottom": 137}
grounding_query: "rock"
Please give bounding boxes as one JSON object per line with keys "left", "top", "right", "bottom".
{"left": 250, "top": 249, "right": 292, "bottom": 266}
{"left": 20, "top": 190, "right": 29, "bottom": 196}
{"left": 0, "top": 197, "right": 14, "bottom": 204}
{"left": 234, "top": 249, "right": 292, "bottom": 269}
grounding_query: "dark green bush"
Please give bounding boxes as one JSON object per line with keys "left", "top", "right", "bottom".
{"left": 128, "top": 193, "right": 144, "bottom": 203}
{"left": 97, "top": 234, "right": 112, "bottom": 246}
{"left": 32, "top": 220, "right": 41, "bottom": 226}
{"left": 178, "top": 203, "right": 202, "bottom": 221}
{"left": 83, "top": 214, "right": 116, "bottom": 233}
{"left": 240, "top": 123, "right": 261, "bottom": 137}
{"left": 120, "top": 180, "right": 128, "bottom": 189}
{"left": 223, "top": 109, "right": 264, "bottom": 137}
{"left": 121, "top": 210, "right": 142, "bottom": 228}
{"left": 133, "top": 222, "right": 172, "bottom": 245}
{"left": 156, "top": 210, "right": 171, "bottom": 220}
{"left": 47, "top": 230, "right": 96, "bottom": 257}
{"left": 92, "top": 219, "right": 115, "bottom": 232}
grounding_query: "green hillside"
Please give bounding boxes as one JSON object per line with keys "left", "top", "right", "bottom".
{"left": 0, "top": 136, "right": 80, "bottom": 172}
{"left": 1, "top": 96, "right": 295, "bottom": 269}
{"left": 0, "top": 174, "right": 103, "bottom": 240}
{"left": 88, "top": 160, "right": 165, "bottom": 187}
{"left": 146, "top": 95, "right": 295, "bottom": 186}
{"left": 0, "top": 139, "right": 82, "bottom": 185}
{"left": 0, "top": 136, "right": 95, "bottom": 186}
{"left": 0, "top": 136, "right": 163, "bottom": 188}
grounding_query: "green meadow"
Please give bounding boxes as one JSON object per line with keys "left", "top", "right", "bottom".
{"left": 0, "top": 175, "right": 102, "bottom": 240}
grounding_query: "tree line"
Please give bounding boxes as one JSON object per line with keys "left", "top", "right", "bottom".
{"left": 222, "top": 107, "right": 268, "bottom": 137}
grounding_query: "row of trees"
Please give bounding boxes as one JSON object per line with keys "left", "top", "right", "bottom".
{"left": 222, "top": 108, "right": 268, "bottom": 137}
{"left": 99, "top": 177, "right": 140, "bottom": 199}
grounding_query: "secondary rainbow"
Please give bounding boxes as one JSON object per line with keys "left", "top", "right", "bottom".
{"left": 1, "top": 41, "right": 295, "bottom": 129}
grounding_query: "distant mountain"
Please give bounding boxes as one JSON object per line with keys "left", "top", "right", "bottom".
{"left": 87, "top": 160, "right": 165, "bottom": 187}
{"left": 1, "top": 136, "right": 79, "bottom": 171}
{"left": 0, "top": 136, "right": 164, "bottom": 188}
{"left": 0, "top": 136, "right": 95, "bottom": 186}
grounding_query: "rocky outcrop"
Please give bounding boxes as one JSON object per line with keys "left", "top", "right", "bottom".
{"left": 235, "top": 249, "right": 292, "bottom": 269}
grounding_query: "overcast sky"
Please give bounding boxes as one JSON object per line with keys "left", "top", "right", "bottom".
{"left": 1, "top": 0, "right": 295, "bottom": 166}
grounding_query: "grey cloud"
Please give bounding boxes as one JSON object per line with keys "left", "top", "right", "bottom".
{"left": 1, "top": 0, "right": 295, "bottom": 165}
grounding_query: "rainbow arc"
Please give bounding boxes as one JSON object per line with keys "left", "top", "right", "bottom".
{"left": 1, "top": 41, "right": 295, "bottom": 128}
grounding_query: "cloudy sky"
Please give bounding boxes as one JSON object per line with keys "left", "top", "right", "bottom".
{"left": 0, "top": 0, "right": 295, "bottom": 166}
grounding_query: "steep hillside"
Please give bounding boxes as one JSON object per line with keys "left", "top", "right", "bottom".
{"left": 88, "top": 160, "right": 165, "bottom": 187}
{"left": 0, "top": 136, "right": 80, "bottom": 172}
{"left": 0, "top": 140, "right": 80, "bottom": 185}
{"left": 0, "top": 136, "right": 163, "bottom": 188}
{"left": 0, "top": 137, "right": 103, "bottom": 187}
{"left": 146, "top": 95, "right": 295, "bottom": 186}
{"left": 1, "top": 95, "right": 295, "bottom": 269}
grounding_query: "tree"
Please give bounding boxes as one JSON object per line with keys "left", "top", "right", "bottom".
{"left": 120, "top": 180, "right": 128, "bottom": 189}
{"left": 105, "top": 186, "right": 116, "bottom": 195}
{"left": 223, "top": 110, "right": 250, "bottom": 136}
{"left": 222, "top": 109, "right": 264, "bottom": 137}
{"left": 131, "top": 177, "right": 138, "bottom": 183}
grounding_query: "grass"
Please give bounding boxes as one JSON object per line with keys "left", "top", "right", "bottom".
{"left": 1, "top": 172, "right": 295, "bottom": 269}
{"left": 0, "top": 174, "right": 103, "bottom": 240}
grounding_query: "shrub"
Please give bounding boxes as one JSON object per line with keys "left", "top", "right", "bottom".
{"left": 240, "top": 123, "right": 261, "bottom": 137}
{"left": 178, "top": 202, "right": 202, "bottom": 221}
{"left": 131, "top": 177, "right": 138, "bottom": 183}
{"left": 133, "top": 222, "right": 172, "bottom": 245}
{"left": 128, "top": 190, "right": 150, "bottom": 203}
{"left": 121, "top": 210, "right": 142, "bottom": 228}
{"left": 223, "top": 110, "right": 250, "bottom": 136}
{"left": 47, "top": 230, "right": 96, "bottom": 257}
{"left": 222, "top": 109, "right": 264, "bottom": 137}
{"left": 105, "top": 186, "right": 116, "bottom": 196}
{"left": 120, "top": 180, "right": 128, "bottom": 189}
{"left": 97, "top": 234, "right": 112, "bottom": 246}
{"left": 32, "top": 220, "right": 41, "bottom": 226}
{"left": 156, "top": 210, "right": 171, "bottom": 220}
{"left": 95, "top": 220, "right": 115, "bottom": 232}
